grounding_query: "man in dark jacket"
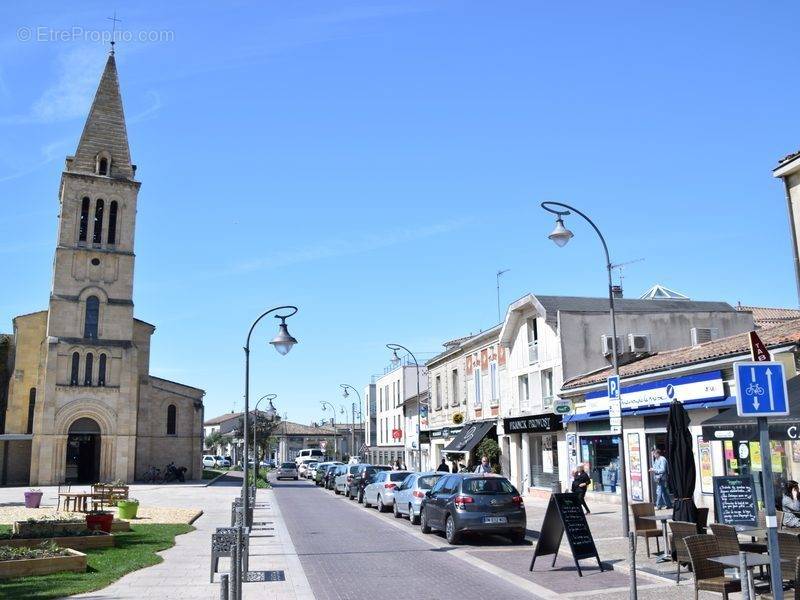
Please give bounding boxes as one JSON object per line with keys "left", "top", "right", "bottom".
{"left": 437, "top": 458, "right": 450, "bottom": 472}
{"left": 571, "top": 464, "right": 591, "bottom": 514}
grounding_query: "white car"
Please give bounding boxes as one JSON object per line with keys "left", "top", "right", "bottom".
{"left": 214, "top": 456, "right": 231, "bottom": 468}
{"left": 334, "top": 464, "right": 361, "bottom": 495}
{"left": 363, "top": 470, "right": 412, "bottom": 512}
{"left": 300, "top": 461, "right": 318, "bottom": 478}
{"left": 202, "top": 455, "right": 217, "bottom": 468}
{"left": 275, "top": 462, "right": 299, "bottom": 480}
{"left": 295, "top": 449, "right": 324, "bottom": 465}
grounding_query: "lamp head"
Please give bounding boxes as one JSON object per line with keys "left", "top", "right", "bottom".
{"left": 389, "top": 349, "right": 401, "bottom": 368}
{"left": 342, "top": 386, "right": 349, "bottom": 398}
{"left": 548, "top": 217, "right": 574, "bottom": 248}
{"left": 270, "top": 317, "right": 298, "bottom": 356}
{"left": 265, "top": 399, "right": 277, "bottom": 420}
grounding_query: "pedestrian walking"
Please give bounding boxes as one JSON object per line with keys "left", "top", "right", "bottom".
{"left": 474, "top": 455, "right": 492, "bottom": 473}
{"left": 392, "top": 459, "right": 402, "bottom": 470}
{"left": 783, "top": 481, "right": 800, "bottom": 528}
{"left": 571, "top": 464, "right": 591, "bottom": 514}
{"left": 436, "top": 458, "right": 450, "bottom": 472}
{"left": 649, "top": 448, "right": 672, "bottom": 509}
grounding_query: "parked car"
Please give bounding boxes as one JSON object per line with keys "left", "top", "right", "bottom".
{"left": 363, "top": 470, "right": 412, "bottom": 511}
{"left": 275, "top": 462, "right": 299, "bottom": 480}
{"left": 419, "top": 474, "right": 526, "bottom": 544}
{"left": 393, "top": 471, "right": 446, "bottom": 523}
{"left": 202, "top": 455, "right": 217, "bottom": 468}
{"left": 324, "top": 464, "right": 342, "bottom": 490}
{"left": 347, "top": 464, "right": 391, "bottom": 502}
{"left": 300, "top": 461, "right": 318, "bottom": 478}
{"left": 313, "top": 462, "right": 338, "bottom": 485}
{"left": 214, "top": 456, "right": 231, "bottom": 468}
{"left": 334, "top": 464, "right": 361, "bottom": 495}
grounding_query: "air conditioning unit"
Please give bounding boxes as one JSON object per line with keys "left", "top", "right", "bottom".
{"left": 691, "top": 327, "right": 718, "bottom": 346}
{"left": 601, "top": 335, "right": 624, "bottom": 356}
{"left": 628, "top": 333, "right": 651, "bottom": 354}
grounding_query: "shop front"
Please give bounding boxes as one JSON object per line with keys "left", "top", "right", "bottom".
{"left": 424, "top": 426, "right": 463, "bottom": 471}
{"left": 442, "top": 420, "right": 495, "bottom": 471}
{"left": 502, "top": 414, "right": 563, "bottom": 496}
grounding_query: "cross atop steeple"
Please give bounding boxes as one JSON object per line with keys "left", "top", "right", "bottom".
{"left": 107, "top": 11, "right": 121, "bottom": 55}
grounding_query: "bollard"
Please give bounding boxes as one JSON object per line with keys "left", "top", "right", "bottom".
{"left": 628, "top": 531, "right": 638, "bottom": 600}
{"left": 220, "top": 574, "right": 229, "bottom": 600}
{"left": 739, "top": 551, "right": 751, "bottom": 600}
{"left": 230, "top": 543, "right": 238, "bottom": 600}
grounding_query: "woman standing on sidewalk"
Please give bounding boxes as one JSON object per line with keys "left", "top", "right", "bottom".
{"left": 571, "top": 464, "right": 591, "bottom": 515}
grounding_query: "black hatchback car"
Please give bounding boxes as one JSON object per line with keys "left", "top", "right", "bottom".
{"left": 347, "top": 464, "right": 391, "bottom": 502}
{"left": 419, "top": 473, "right": 526, "bottom": 545}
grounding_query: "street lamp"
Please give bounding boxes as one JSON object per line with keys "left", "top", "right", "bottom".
{"left": 386, "top": 343, "right": 425, "bottom": 471}
{"left": 242, "top": 306, "right": 298, "bottom": 529}
{"left": 253, "top": 394, "right": 277, "bottom": 482}
{"left": 541, "top": 201, "right": 629, "bottom": 537}
{"left": 320, "top": 401, "right": 337, "bottom": 459}
{"left": 340, "top": 384, "right": 363, "bottom": 460}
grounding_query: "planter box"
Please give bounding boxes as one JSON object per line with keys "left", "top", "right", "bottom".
{"left": 24, "top": 492, "right": 43, "bottom": 509}
{"left": 117, "top": 501, "right": 139, "bottom": 519}
{"left": 0, "top": 548, "right": 86, "bottom": 579}
{"left": 0, "top": 532, "right": 114, "bottom": 551}
{"left": 111, "top": 520, "right": 131, "bottom": 532}
{"left": 12, "top": 521, "right": 85, "bottom": 537}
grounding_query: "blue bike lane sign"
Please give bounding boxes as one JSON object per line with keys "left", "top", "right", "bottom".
{"left": 734, "top": 361, "right": 790, "bottom": 417}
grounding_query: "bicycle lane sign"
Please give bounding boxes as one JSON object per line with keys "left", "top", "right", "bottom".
{"left": 734, "top": 361, "right": 790, "bottom": 417}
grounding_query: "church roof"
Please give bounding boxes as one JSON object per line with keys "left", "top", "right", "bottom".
{"left": 71, "top": 53, "right": 134, "bottom": 179}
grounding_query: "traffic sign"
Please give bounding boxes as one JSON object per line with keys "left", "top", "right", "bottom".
{"left": 734, "top": 361, "right": 789, "bottom": 417}
{"left": 607, "top": 375, "right": 620, "bottom": 401}
{"left": 607, "top": 375, "right": 621, "bottom": 431}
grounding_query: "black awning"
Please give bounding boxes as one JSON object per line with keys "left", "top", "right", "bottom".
{"left": 443, "top": 420, "right": 495, "bottom": 453}
{"left": 701, "top": 375, "right": 800, "bottom": 442}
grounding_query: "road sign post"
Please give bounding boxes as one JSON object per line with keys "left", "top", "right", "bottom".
{"left": 735, "top": 361, "right": 788, "bottom": 600}
{"left": 608, "top": 375, "right": 621, "bottom": 433}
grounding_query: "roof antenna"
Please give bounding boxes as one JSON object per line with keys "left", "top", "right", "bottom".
{"left": 107, "top": 11, "right": 121, "bottom": 55}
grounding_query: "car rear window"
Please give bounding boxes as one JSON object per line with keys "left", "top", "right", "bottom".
{"left": 389, "top": 472, "right": 411, "bottom": 482}
{"left": 418, "top": 475, "right": 443, "bottom": 489}
{"left": 348, "top": 465, "right": 360, "bottom": 474}
{"left": 281, "top": 462, "right": 295, "bottom": 469}
{"left": 462, "top": 477, "right": 515, "bottom": 494}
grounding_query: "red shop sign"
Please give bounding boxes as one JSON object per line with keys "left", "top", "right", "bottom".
{"left": 391, "top": 428, "right": 403, "bottom": 440}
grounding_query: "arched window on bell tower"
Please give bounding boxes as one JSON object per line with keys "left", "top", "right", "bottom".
{"left": 70, "top": 352, "right": 80, "bottom": 386}
{"left": 167, "top": 404, "right": 177, "bottom": 435}
{"left": 84, "top": 296, "right": 100, "bottom": 339}
{"left": 107, "top": 201, "right": 118, "bottom": 245}
{"left": 78, "top": 197, "right": 90, "bottom": 242}
{"left": 92, "top": 199, "right": 104, "bottom": 244}
{"left": 98, "top": 353, "right": 107, "bottom": 386}
{"left": 84, "top": 353, "right": 94, "bottom": 386}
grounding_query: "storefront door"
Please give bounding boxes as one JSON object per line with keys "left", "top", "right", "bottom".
{"left": 645, "top": 432, "right": 667, "bottom": 504}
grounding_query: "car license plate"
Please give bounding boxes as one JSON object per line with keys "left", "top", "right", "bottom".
{"left": 483, "top": 516, "right": 507, "bottom": 524}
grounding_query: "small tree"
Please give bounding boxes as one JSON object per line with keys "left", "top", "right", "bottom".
{"left": 476, "top": 438, "right": 502, "bottom": 474}
{"left": 205, "top": 430, "right": 223, "bottom": 452}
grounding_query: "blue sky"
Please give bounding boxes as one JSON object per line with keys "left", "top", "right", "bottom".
{"left": 1, "top": 1, "right": 799, "bottom": 426}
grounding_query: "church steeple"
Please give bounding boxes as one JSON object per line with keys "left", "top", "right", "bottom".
{"left": 70, "top": 53, "right": 134, "bottom": 179}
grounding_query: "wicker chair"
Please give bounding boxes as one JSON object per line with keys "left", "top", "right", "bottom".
{"left": 684, "top": 534, "right": 742, "bottom": 600}
{"left": 632, "top": 502, "right": 662, "bottom": 557}
{"left": 668, "top": 520, "right": 699, "bottom": 583}
{"left": 779, "top": 531, "right": 800, "bottom": 585}
{"left": 709, "top": 522, "right": 767, "bottom": 554}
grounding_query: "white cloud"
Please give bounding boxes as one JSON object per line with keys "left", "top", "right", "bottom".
{"left": 31, "top": 46, "right": 104, "bottom": 123}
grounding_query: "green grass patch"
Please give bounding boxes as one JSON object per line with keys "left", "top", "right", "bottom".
{"left": 0, "top": 523, "right": 193, "bottom": 599}
{"left": 202, "top": 468, "right": 225, "bottom": 480}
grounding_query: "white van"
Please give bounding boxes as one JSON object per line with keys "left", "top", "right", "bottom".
{"left": 295, "top": 448, "right": 324, "bottom": 465}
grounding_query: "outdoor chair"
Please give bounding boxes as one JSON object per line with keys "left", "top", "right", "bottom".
{"left": 684, "top": 534, "right": 742, "bottom": 600}
{"left": 56, "top": 482, "right": 73, "bottom": 511}
{"left": 632, "top": 502, "right": 662, "bottom": 557}
{"left": 778, "top": 531, "right": 800, "bottom": 585}
{"left": 778, "top": 510, "right": 786, "bottom": 529}
{"left": 709, "top": 522, "right": 767, "bottom": 554}
{"left": 668, "top": 520, "right": 698, "bottom": 583}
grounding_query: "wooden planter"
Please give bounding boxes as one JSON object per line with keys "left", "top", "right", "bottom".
{"left": 111, "top": 520, "right": 131, "bottom": 532}
{"left": 12, "top": 521, "right": 85, "bottom": 537}
{"left": 0, "top": 549, "right": 86, "bottom": 579}
{"left": 0, "top": 532, "right": 114, "bottom": 551}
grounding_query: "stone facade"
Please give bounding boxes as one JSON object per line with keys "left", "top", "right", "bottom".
{"left": 0, "top": 52, "right": 204, "bottom": 485}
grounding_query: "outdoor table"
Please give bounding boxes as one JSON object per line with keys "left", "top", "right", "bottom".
{"left": 710, "top": 553, "right": 786, "bottom": 599}
{"left": 640, "top": 514, "right": 672, "bottom": 562}
{"left": 58, "top": 492, "right": 94, "bottom": 513}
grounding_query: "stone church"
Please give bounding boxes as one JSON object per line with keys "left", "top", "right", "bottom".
{"left": 0, "top": 51, "right": 205, "bottom": 485}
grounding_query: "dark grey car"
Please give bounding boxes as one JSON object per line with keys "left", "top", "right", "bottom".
{"left": 419, "top": 474, "right": 526, "bottom": 544}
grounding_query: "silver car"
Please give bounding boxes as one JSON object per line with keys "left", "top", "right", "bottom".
{"left": 393, "top": 471, "right": 446, "bottom": 524}
{"left": 363, "top": 470, "right": 412, "bottom": 512}
{"left": 334, "top": 464, "right": 361, "bottom": 495}
{"left": 275, "top": 461, "right": 299, "bottom": 480}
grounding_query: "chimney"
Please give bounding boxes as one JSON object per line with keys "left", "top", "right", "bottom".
{"left": 611, "top": 285, "right": 623, "bottom": 299}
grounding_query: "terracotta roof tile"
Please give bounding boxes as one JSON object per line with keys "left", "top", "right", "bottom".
{"left": 736, "top": 305, "right": 800, "bottom": 327}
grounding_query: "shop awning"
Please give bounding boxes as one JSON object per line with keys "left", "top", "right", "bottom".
{"left": 443, "top": 420, "right": 495, "bottom": 454}
{"left": 701, "top": 376, "right": 800, "bottom": 442}
{"left": 568, "top": 396, "right": 735, "bottom": 423}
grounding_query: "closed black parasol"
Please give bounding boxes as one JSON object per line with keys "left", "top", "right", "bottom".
{"left": 667, "top": 400, "right": 698, "bottom": 527}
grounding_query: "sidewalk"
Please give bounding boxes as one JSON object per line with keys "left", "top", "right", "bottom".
{"left": 70, "top": 478, "right": 313, "bottom": 600}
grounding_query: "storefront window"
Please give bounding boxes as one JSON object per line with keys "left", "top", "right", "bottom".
{"left": 530, "top": 433, "right": 559, "bottom": 488}
{"left": 723, "top": 439, "right": 793, "bottom": 505}
{"left": 579, "top": 434, "right": 620, "bottom": 493}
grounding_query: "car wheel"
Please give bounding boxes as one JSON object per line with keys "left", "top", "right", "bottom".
{"left": 377, "top": 496, "right": 385, "bottom": 512}
{"left": 364, "top": 495, "right": 371, "bottom": 508}
{"left": 294, "top": 477, "right": 299, "bottom": 481}
{"left": 409, "top": 505, "right": 419, "bottom": 524}
{"left": 420, "top": 508, "right": 431, "bottom": 534}
{"left": 393, "top": 502, "right": 402, "bottom": 518}
{"left": 509, "top": 530, "right": 527, "bottom": 544}
{"left": 334, "top": 486, "right": 340, "bottom": 495}
{"left": 445, "top": 515, "right": 461, "bottom": 545}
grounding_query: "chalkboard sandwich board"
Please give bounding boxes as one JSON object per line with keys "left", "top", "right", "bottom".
{"left": 529, "top": 493, "right": 602, "bottom": 577}
{"left": 712, "top": 475, "right": 758, "bottom": 527}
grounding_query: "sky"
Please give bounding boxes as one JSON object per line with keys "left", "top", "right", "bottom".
{"left": 1, "top": 1, "right": 800, "bottom": 426}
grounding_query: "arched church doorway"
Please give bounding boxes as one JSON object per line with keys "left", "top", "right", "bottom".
{"left": 66, "top": 418, "right": 101, "bottom": 483}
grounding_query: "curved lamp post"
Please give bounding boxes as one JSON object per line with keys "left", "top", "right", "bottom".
{"left": 386, "top": 343, "right": 425, "bottom": 471}
{"left": 253, "top": 394, "right": 277, "bottom": 482}
{"left": 541, "top": 201, "right": 629, "bottom": 536}
{"left": 320, "top": 401, "right": 337, "bottom": 458}
{"left": 242, "top": 306, "right": 298, "bottom": 528}
{"left": 340, "top": 384, "right": 363, "bottom": 459}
